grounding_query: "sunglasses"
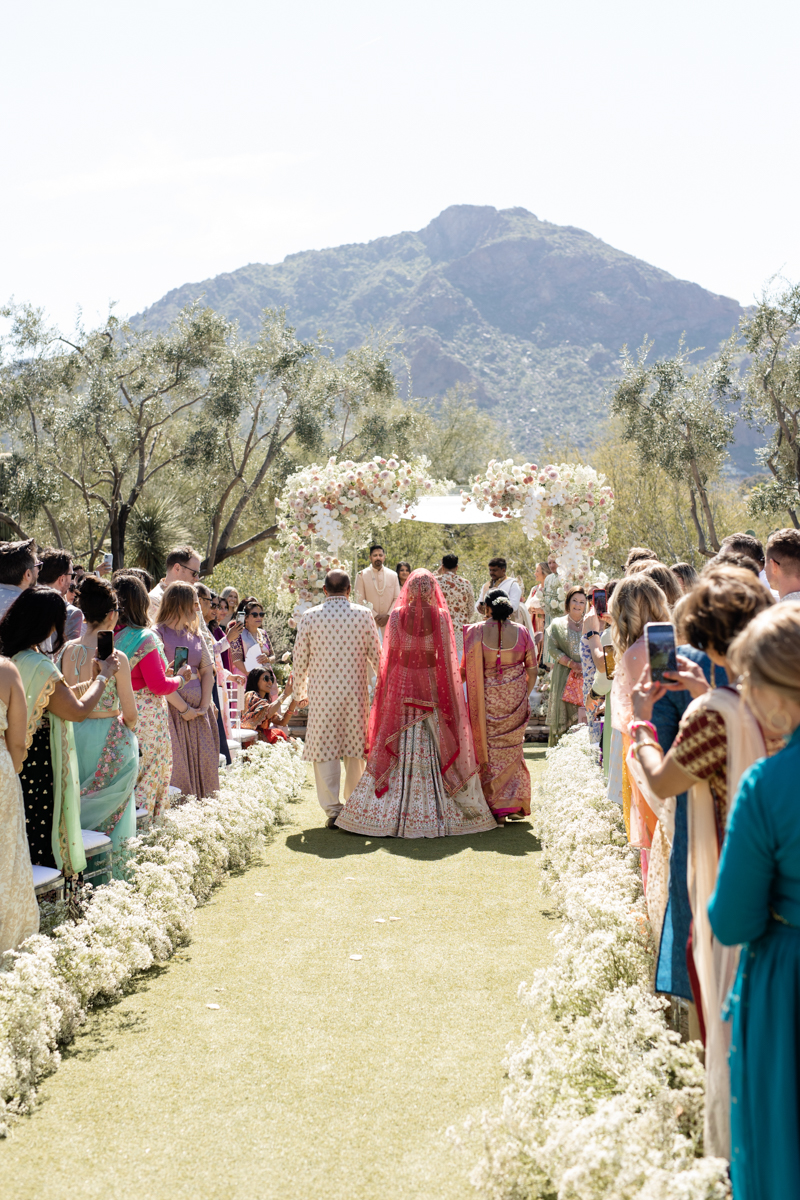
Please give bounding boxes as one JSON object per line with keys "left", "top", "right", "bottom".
{"left": 247, "top": 611, "right": 265, "bottom": 618}
{"left": 182, "top": 565, "right": 200, "bottom": 580}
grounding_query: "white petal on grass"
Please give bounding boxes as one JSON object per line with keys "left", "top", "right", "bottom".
{"left": 344, "top": 876, "right": 356, "bottom": 880}
{"left": 374, "top": 918, "right": 386, "bottom": 923}
{"left": 389, "top": 917, "right": 401, "bottom": 921}
{"left": 254, "top": 892, "right": 264, "bottom": 896}
{"left": 206, "top": 1003, "right": 221, "bottom": 1010}
{"left": 349, "top": 954, "right": 363, "bottom": 960}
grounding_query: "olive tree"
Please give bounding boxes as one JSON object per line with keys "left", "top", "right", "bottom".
{"left": 739, "top": 282, "right": 800, "bottom": 527}
{"left": 609, "top": 338, "right": 737, "bottom": 557}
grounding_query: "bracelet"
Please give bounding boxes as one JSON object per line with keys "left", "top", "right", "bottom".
{"left": 629, "top": 719, "right": 657, "bottom": 738}
{"left": 631, "top": 738, "right": 664, "bottom": 761}
{"left": 585, "top": 629, "right": 600, "bottom": 638}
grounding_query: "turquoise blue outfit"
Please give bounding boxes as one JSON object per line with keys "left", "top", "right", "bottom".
{"left": 59, "top": 647, "right": 139, "bottom": 854}
{"left": 708, "top": 724, "right": 800, "bottom": 1200}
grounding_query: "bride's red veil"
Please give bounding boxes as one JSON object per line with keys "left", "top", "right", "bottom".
{"left": 366, "top": 569, "right": 477, "bottom": 797}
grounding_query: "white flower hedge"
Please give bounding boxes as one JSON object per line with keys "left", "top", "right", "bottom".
{"left": 0, "top": 740, "right": 306, "bottom": 1136}
{"left": 463, "top": 730, "right": 731, "bottom": 1200}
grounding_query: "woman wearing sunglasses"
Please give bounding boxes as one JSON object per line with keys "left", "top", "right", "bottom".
{"left": 229, "top": 600, "right": 273, "bottom": 682}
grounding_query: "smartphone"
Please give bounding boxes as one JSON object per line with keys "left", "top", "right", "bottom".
{"left": 97, "top": 630, "right": 114, "bottom": 660}
{"left": 103, "top": 553, "right": 113, "bottom": 567}
{"left": 645, "top": 622, "right": 677, "bottom": 684}
{"left": 173, "top": 645, "right": 190, "bottom": 672}
{"left": 603, "top": 645, "right": 616, "bottom": 680}
{"left": 592, "top": 588, "right": 607, "bottom": 616}
{"left": 236, "top": 609, "right": 246, "bottom": 623}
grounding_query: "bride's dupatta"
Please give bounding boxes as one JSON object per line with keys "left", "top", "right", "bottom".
{"left": 13, "top": 649, "right": 86, "bottom": 876}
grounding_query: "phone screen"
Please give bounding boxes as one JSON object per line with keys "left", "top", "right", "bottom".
{"left": 592, "top": 588, "right": 607, "bottom": 615}
{"left": 97, "top": 631, "right": 114, "bottom": 661}
{"left": 645, "top": 622, "right": 677, "bottom": 683}
{"left": 173, "top": 646, "right": 190, "bottom": 672}
{"left": 236, "top": 610, "right": 246, "bottom": 624}
{"left": 603, "top": 645, "right": 616, "bottom": 679}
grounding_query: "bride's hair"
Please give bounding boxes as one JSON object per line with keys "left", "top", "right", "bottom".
{"left": 485, "top": 588, "right": 514, "bottom": 621}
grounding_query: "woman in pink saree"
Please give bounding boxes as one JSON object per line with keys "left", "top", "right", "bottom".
{"left": 462, "top": 589, "right": 538, "bottom": 823}
{"left": 336, "top": 570, "right": 496, "bottom": 838}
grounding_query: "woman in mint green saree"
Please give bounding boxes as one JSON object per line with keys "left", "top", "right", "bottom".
{"left": 0, "top": 588, "right": 121, "bottom": 876}
{"left": 58, "top": 577, "right": 139, "bottom": 853}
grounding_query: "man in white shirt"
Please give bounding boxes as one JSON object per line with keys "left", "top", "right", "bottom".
{"left": 765, "top": 529, "right": 800, "bottom": 602}
{"left": 477, "top": 556, "right": 522, "bottom": 616}
{"left": 148, "top": 544, "right": 202, "bottom": 620}
{"left": 354, "top": 545, "right": 401, "bottom": 642}
{"left": 0, "top": 539, "right": 40, "bottom": 618}
{"left": 38, "top": 548, "right": 83, "bottom": 651}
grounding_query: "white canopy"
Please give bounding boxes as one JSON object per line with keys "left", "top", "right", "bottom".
{"left": 401, "top": 494, "right": 507, "bottom": 525}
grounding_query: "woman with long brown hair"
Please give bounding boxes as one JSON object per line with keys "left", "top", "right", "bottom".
{"left": 154, "top": 582, "right": 220, "bottom": 800}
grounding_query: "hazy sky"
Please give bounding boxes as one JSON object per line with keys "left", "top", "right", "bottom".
{"left": 3, "top": 0, "right": 798, "bottom": 331}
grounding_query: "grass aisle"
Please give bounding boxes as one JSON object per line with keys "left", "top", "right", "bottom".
{"left": 4, "top": 748, "right": 555, "bottom": 1200}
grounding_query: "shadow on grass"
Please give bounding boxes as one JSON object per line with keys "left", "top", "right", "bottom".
{"left": 286, "top": 820, "right": 542, "bottom": 861}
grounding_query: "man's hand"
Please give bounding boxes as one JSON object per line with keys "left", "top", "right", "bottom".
{"left": 376, "top": 613, "right": 390, "bottom": 628}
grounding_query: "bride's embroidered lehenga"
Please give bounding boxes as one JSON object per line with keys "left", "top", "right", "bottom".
{"left": 336, "top": 570, "right": 496, "bottom": 838}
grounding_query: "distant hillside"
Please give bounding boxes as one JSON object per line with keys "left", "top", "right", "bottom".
{"left": 136, "top": 205, "right": 745, "bottom": 461}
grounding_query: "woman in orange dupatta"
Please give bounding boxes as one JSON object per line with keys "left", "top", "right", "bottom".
{"left": 461, "top": 589, "right": 538, "bottom": 823}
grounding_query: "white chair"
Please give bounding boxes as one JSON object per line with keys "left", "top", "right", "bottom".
{"left": 32, "top": 864, "right": 65, "bottom": 902}
{"left": 81, "top": 829, "right": 113, "bottom": 888}
{"left": 168, "top": 785, "right": 182, "bottom": 796}
{"left": 237, "top": 728, "right": 257, "bottom": 745}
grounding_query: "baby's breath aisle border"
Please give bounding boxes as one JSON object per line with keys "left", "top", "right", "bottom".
{"left": 0, "top": 741, "right": 306, "bottom": 1136}
{"left": 454, "top": 730, "right": 731, "bottom": 1200}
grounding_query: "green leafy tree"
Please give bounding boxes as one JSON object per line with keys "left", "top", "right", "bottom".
{"left": 739, "top": 282, "right": 800, "bottom": 527}
{"left": 609, "top": 338, "right": 737, "bottom": 557}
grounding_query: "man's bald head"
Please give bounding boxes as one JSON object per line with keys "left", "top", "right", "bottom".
{"left": 323, "top": 570, "right": 351, "bottom": 596}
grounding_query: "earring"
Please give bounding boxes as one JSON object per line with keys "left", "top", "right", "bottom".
{"left": 768, "top": 708, "right": 792, "bottom": 735}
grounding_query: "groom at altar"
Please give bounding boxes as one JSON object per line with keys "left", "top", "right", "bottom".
{"left": 355, "top": 545, "right": 401, "bottom": 642}
{"left": 293, "top": 570, "right": 382, "bottom": 827}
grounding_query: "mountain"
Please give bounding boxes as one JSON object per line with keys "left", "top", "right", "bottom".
{"left": 136, "top": 204, "right": 744, "bottom": 460}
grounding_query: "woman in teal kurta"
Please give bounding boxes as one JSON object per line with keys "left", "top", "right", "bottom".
{"left": 546, "top": 588, "right": 587, "bottom": 747}
{"left": 709, "top": 603, "right": 800, "bottom": 1200}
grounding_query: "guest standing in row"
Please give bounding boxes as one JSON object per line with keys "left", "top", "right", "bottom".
{"left": 58, "top": 577, "right": 139, "bottom": 852}
{"left": 396, "top": 561, "right": 412, "bottom": 588}
{"left": 155, "top": 582, "right": 220, "bottom": 799}
{"left": 546, "top": 587, "right": 587, "bottom": 746}
{"left": 147, "top": 544, "right": 202, "bottom": 620}
{"left": 462, "top": 588, "right": 537, "bottom": 823}
{"left": 0, "top": 651, "right": 38, "bottom": 954}
{"left": 0, "top": 588, "right": 119, "bottom": 876}
{"left": 0, "top": 539, "right": 40, "bottom": 619}
{"left": 39, "top": 549, "right": 82, "bottom": 645}
{"left": 114, "top": 574, "right": 184, "bottom": 818}
{"left": 229, "top": 599, "right": 272, "bottom": 681}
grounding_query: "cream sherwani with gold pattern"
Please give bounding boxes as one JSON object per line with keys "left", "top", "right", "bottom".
{"left": 293, "top": 595, "right": 382, "bottom": 763}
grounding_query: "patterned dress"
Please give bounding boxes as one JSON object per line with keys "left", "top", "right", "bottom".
{"left": 437, "top": 572, "right": 477, "bottom": 659}
{"left": 546, "top": 617, "right": 582, "bottom": 746}
{"left": 0, "top": 695, "right": 39, "bottom": 953}
{"left": 293, "top": 596, "right": 382, "bottom": 763}
{"left": 156, "top": 624, "right": 220, "bottom": 800}
{"left": 115, "top": 627, "right": 176, "bottom": 818}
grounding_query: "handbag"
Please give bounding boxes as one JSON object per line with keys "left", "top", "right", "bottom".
{"left": 561, "top": 667, "right": 584, "bottom": 706}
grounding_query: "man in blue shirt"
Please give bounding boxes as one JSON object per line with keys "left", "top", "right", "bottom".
{"left": 0, "top": 539, "right": 40, "bottom": 618}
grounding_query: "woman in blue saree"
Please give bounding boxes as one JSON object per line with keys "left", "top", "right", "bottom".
{"left": 709, "top": 603, "right": 800, "bottom": 1200}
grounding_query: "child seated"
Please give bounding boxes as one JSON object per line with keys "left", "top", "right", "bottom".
{"left": 242, "top": 667, "right": 297, "bottom": 743}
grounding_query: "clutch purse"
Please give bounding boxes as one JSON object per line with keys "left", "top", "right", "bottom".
{"left": 561, "top": 667, "right": 584, "bottom": 706}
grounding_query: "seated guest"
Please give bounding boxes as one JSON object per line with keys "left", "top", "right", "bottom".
{"left": 39, "top": 548, "right": 82, "bottom": 646}
{"left": 0, "top": 651, "right": 38, "bottom": 954}
{"left": 58, "top": 576, "right": 139, "bottom": 854}
{"left": 154, "top": 582, "right": 220, "bottom": 799}
{"left": 147, "top": 545, "right": 202, "bottom": 620}
{"left": 242, "top": 667, "right": 297, "bottom": 743}
{"left": 0, "top": 539, "right": 40, "bottom": 618}
{"left": 0, "top": 587, "right": 119, "bottom": 877}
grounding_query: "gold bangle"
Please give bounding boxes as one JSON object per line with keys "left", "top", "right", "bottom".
{"left": 632, "top": 739, "right": 663, "bottom": 761}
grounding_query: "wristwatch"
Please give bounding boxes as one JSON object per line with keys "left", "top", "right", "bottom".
{"left": 585, "top": 630, "right": 600, "bottom": 638}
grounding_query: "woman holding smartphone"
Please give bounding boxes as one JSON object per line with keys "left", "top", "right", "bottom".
{"left": 229, "top": 599, "right": 273, "bottom": 681}
{"left": 58, "top": 577, "right": 139, "bottom": 855}
{"left": 155, "top": 582, "right": 219, "bottom": 800}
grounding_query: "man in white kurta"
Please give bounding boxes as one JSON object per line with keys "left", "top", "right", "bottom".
{"left": 354, "top": 545, "right": 401, "bottom": 643}
{"left": 293, "top": 571, "right": 382, "bottom": 825}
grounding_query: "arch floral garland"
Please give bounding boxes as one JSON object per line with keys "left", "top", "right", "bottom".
{"left": 269, "top": 455, "right": 438, "bottom": 622}
{"left": 464, "top": 459, "right": 614, "bottom": 587}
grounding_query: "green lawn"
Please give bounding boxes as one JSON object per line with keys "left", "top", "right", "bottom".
{"left": 3, "top": 749, "right": 553, "bottom": 1199}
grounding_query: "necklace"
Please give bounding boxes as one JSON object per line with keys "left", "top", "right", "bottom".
{"left": 369, "top": 565, "right": 387, "bottom": 596}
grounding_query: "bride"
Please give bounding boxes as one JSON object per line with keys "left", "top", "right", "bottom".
{"left": 336, "top": 569, "right": 496, "bottom": 838}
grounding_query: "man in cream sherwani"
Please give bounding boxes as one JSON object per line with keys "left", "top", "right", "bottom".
{"left": 355, "top": 544, "right": 401, "bottom": 642}
{"left": 293, "top": 570, "right": 382, "bottom": 827}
